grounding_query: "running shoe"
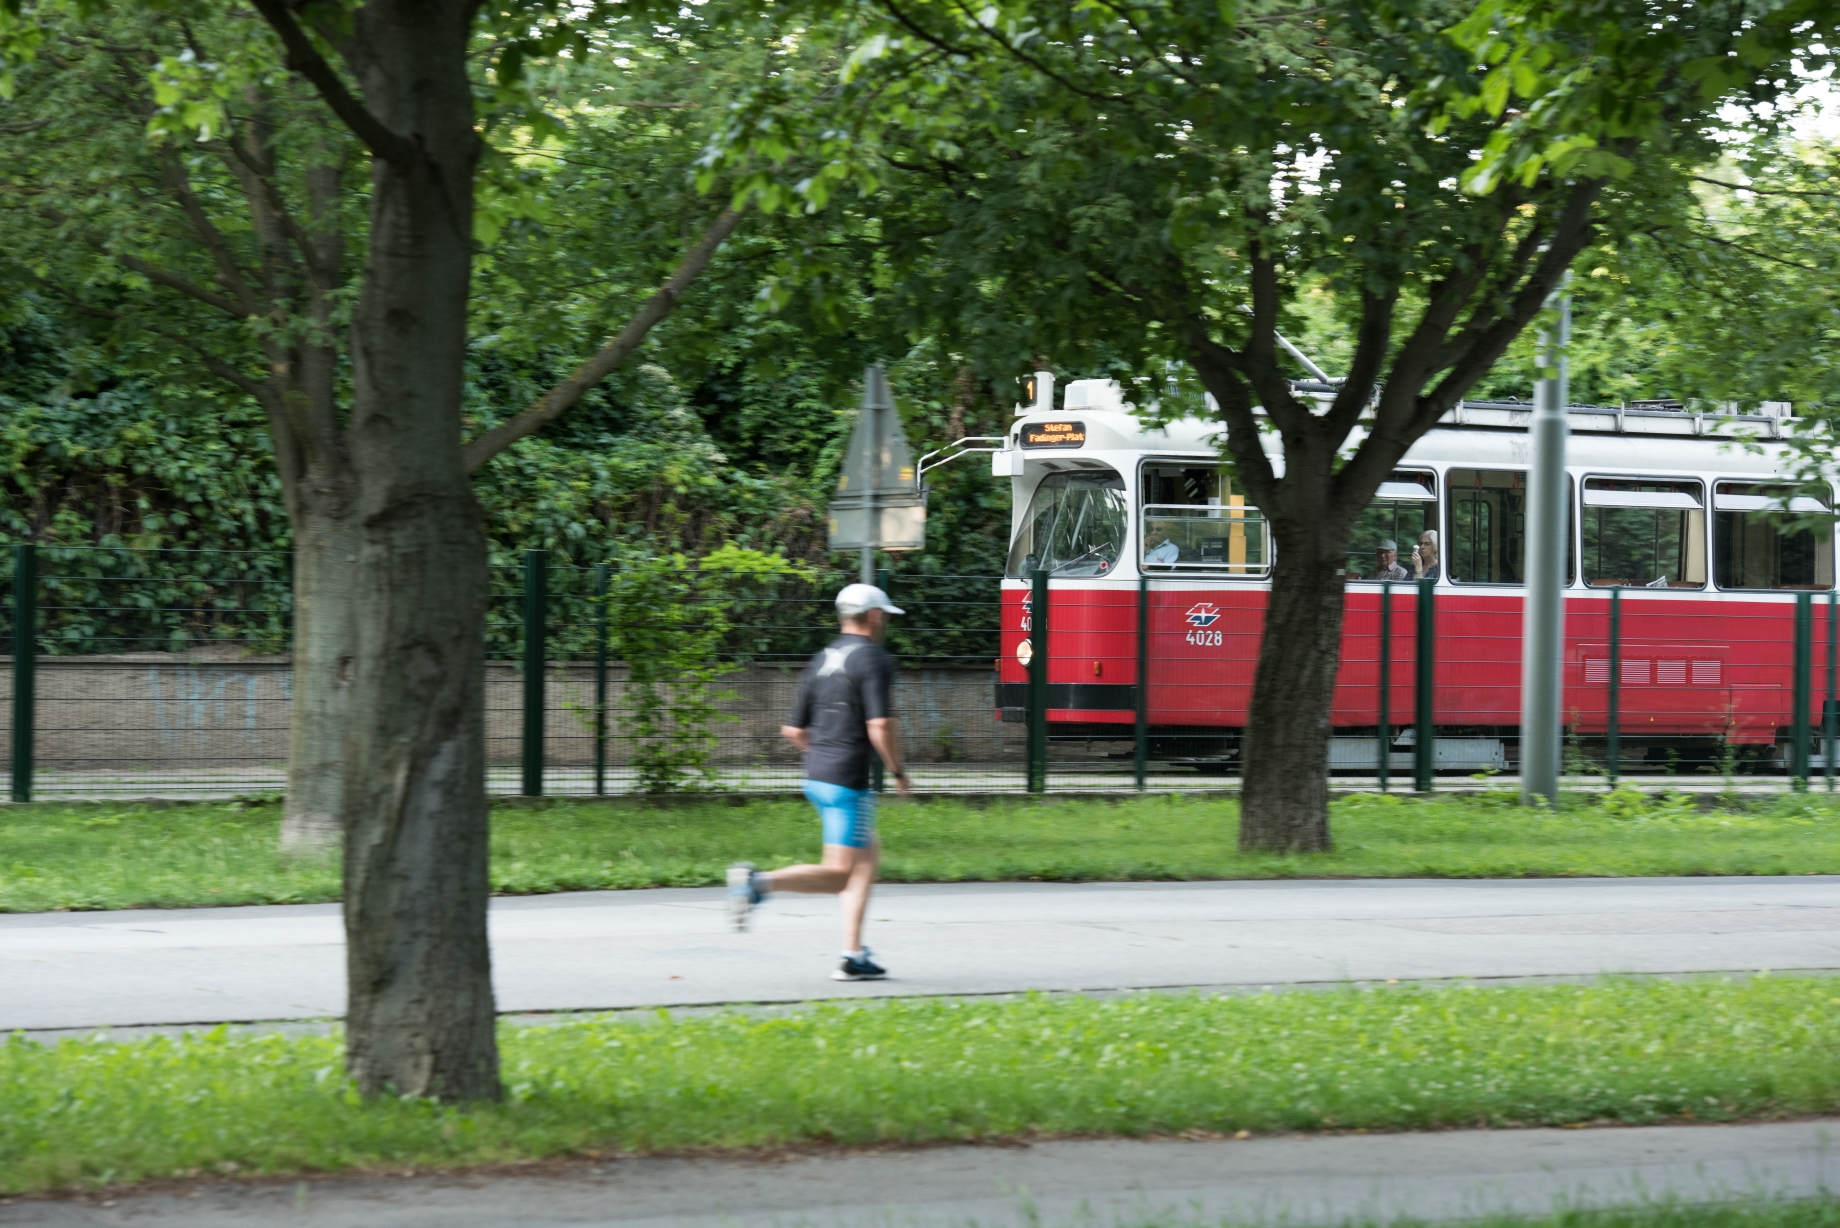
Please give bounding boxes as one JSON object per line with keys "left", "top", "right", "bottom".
{"left": 726, "top": 862, "right": 757, "bottom": 931}
{"left": 832, "top": 948, "right": 888, "bottom": 981}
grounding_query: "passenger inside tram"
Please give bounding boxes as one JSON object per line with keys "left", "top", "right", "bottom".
{"left": 1413, "top": 531, "right": 1441, "bottom": 581}
{"left": 1346, "top": 471, "right": 1436, "bottom": 580}
{"left": 1371, "top": 539, "right": 1410, "bottom": 581}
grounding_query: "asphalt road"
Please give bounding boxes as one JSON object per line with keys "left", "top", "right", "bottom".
{"left": 7, "top": 876, "right": 1839, "bottom": 1033}
{"left": 3, "top": 1120, "right": 1834, "bottom": 1227}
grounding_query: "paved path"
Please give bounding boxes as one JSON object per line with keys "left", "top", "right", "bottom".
{"left": 7, "top": 876, "right": 1839, "bottom": 1033}
{"left": 3, "top": 1120, "right": 1834, "bottom": 1227}
{"left": 2, "top": 766, "right": 1817, "bottom": 801}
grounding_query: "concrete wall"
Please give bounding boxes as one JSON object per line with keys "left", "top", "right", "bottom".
{"left": 0, "top": 656, "right": 1019, "bottom": 769}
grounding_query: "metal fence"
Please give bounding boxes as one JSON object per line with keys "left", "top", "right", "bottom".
{"left": 5, "top": 544, "right": 1836, "bottom": 801}
{"left": 1, "top": 545, "right": 1022, "bottom": 800}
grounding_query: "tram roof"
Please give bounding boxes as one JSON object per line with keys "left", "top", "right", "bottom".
{"left": 1008, "top": 397, "right": 1808, "bottom": 477}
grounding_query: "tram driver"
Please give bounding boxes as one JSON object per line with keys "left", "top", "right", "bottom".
{"left": 1372, "top": 539, "right": 1411, "bottom": 582}
{"left": 1144, "top": 519, "right": 1180, "bottom": 567}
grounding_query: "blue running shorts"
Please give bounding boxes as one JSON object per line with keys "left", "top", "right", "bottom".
{"left": 801, "top": 780, "right": 877, "bottom": 849}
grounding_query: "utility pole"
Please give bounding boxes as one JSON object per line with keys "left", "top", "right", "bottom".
{"left": 862, "top": 368, "right": 883, "bottom": 584}
{"left": 1521, "top": 279, "right": 1570, "bottom": 806}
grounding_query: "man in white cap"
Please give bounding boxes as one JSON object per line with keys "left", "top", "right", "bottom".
{"left": 728, "top": 582, "right": 911, "bottom": 980}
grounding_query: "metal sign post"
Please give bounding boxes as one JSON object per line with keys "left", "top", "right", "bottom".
{"left": 828, "top": 365, "right": 925, "bottom": 571}
{"left": 1521, "top": 282, "right": 1570, "bottom": 806}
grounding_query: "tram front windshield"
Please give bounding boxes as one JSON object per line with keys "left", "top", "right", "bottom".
{"left": 1006, "top": 470, "right": 1127, "bottom": 578}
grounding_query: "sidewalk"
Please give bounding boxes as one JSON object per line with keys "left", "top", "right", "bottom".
{"left": 2, "top": 1120, "right": 1833, "bottom": 1227}
{"left": 7, "top": 876, "right": 1839, "bottom": 1034}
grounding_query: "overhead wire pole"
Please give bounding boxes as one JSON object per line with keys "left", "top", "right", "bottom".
{"left": 1827, "top": 589, "right": 1836, "bottom": 792}
{"left": 1521, "top": 278, "right": 1571, "bottom": 807}
{"left": 862, "top": 375, "right": 880, "bottom": 586}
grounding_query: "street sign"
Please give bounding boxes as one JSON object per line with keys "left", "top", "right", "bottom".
{"left": 828, "top": 364, "right": 925, "bottom": 554}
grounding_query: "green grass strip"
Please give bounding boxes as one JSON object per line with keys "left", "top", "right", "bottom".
{"left": 4, "top": 976, "right": 1837, "bottom": 1194}
{"left": 4, "top": 788, "right": 1840, "bottom": 912}
{"left": 1049, "top": 1205, "right": 1840, "bottom": 1228}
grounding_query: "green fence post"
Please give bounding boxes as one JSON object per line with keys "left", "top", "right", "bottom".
{"left": 521, "top": 549, "right": 548, "bottom": 797}
{"left": 593, "top": 562, "right": 609, "bottom": 798}
{"left": 1378, "top": 582, "right": 1392, "bottom": 792}
{"left": 1134, "top": 575, "right": 1148, "bottom": 791}
{"left": 1607, "top": 587, "right": 1621, "bottom": 788}
{"left": 10, "top": 543, "right": 35, "bottom": 804}
{"left": 1027, "top": 568, "right": 1048, "bottom": 794}
{"left": 1794, "top": 590, "right": 1812, "bottom": 791}
{"left": 1415, "top": 576, "right": 1435, "bottom": 792}
{"left": 1827, "top": 589, "right": 1836, "bottom": 792}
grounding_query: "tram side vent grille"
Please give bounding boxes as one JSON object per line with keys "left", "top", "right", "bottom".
{"left": 1582, "top": 657, "right": 1720, "bottom": 685}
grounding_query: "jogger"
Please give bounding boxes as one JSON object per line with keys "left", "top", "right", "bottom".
{"left": 728, "top": 583, "right": 911, "bottom": 980}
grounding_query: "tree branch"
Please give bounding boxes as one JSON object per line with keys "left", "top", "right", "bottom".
{"left": 1692, "top": 175, "right": 1840, "bottom": 201}
{"left": 1320, "top": 287, "right": 1397, "bottom": 442}
{"left": 462, "top": 208, "right": 746, "bottom": 472}
{"left": 155, "top": 148, "right": 266, "bottom": 316}
{"left": 208, "top": 132, "right": 333, "bottom": 287}
{"left": 1240, "top": 240, "right": 1313, "bottom": 437}
{"left": 117, "top": 255, "right": 248, "bottom": 318}
{"left": 1413, "top": 177, "right": 1607, "bottom": 435}
{"left": 48, "top": 284, "right": 269, "bottom": 399}
{"left": 246, "top": 0, "right": 414, "bottom": 165}
{"left": 1186, "top": 326, "right": 1281, "bottom": 512}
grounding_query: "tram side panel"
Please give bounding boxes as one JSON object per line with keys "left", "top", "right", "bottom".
{"left": 1002, "top": 582, "right": 1814, "bottom": 750}
{"left": 1560, "top": 593, "right": 1800, "bottom": 745}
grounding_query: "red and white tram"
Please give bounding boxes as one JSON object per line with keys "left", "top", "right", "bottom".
{"left": 983, "top": 378, "right": 1830, "bottom": 773}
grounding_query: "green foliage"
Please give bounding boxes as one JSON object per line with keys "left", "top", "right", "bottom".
{"left": 3, "top": 975, "right": 1838, "bottom": 1191}
{"left": 598, "top": 545, "right": 811, "bottom": 793}
{"left": 6, "top": 790, "right": 1838, "bottom": 912}
{"left": 0, "top": 0, "right": 1016, "bottom": 590}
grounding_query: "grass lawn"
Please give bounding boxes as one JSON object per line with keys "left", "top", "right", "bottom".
{"left": 2, "top": 788, "right": 1839, "bottom": 912}
{"left": 1458, "top": 1211, "right": 1840, "bottom": 1228}
{"left": 3, "top": 975, "right": 1836, "bottom": 1193}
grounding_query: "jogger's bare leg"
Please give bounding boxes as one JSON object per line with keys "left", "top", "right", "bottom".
{"left": 761, "top": 843, "right": 879, "bottom": 951}
{"left": 839, "top": 839, "right": 880, "bottom": 952}
{"left": 761, "top": 844, "right": 859, "bottom": 894}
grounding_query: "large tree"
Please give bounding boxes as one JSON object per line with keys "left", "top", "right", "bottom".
{"left": 1, "top": 0, "right": 755, "bottom": 1100}
{"left": 715, "top": 0, "right": 1840, "bottom": 849}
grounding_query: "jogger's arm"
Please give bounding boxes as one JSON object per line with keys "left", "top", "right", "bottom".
{"left": 866, "top": 717, "right": 910, "bottom": 794}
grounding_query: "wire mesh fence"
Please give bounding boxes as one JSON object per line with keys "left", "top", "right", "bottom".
{"left": 4, "top": 543, "right": 1835, "bottom": 801}
{"left": 0, "top": 545, "right": 1025, "bottom": 800}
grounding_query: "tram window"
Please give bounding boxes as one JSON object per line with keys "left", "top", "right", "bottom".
{"left": 1446, "top": 469, "right": 1575, "bottom": 585}
{"left": 1347, "top": 471, "right": 1435, "bottom": 582}
{"left": 1138, "top": 463, "right": 1269, "bottom": 575}
{"left": 1005, "top": 470, "right": 1128, "bottom": 578}
{"left": 1714, "top": 482, "right": 1834, "bottom": 590}
{"left": 1582, "top": 477, "right": 1706, "bottom": 588}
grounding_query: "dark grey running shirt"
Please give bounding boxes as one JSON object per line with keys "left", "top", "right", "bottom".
{"left": 788, "top": 634, "right": 896, "bottom": 789}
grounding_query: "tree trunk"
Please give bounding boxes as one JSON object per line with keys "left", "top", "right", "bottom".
{"left": 338, "top": 0, "right": 498, "bottom": 1103}
{"left": 1238, "top": 515, "right": 1351, "bottom": 853}
{"left": 279, "top": 486, "right": 356, "bottom": 852}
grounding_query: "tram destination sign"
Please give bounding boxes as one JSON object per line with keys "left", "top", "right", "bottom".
{"left": 1021, "top": 420, "right": 1086, "bottom": 449}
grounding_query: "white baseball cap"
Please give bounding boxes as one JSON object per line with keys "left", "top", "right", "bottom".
{"left": 835, "top": 583, "right": 904, "bottom": 616}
